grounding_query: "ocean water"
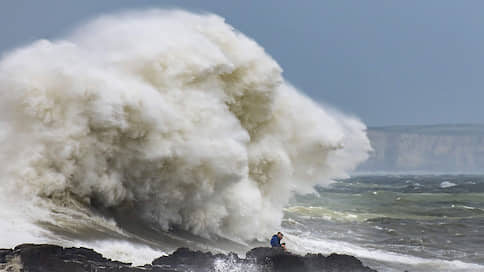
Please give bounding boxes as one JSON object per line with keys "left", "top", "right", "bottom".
{"left": 283, "top": 175, "right": 484, "bottom": 272}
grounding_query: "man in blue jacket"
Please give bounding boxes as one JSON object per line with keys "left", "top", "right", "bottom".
{"left": 270, "top": 232, "right": 284, "bottom": 247}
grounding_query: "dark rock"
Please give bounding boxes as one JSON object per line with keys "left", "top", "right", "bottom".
{"left": 304, "top": 252, "right": 374, "bottom": 272}
{"left": 247, "top": 246, "right": 286, "bottom": 263}
{"left": 0, "top": 248, "right": 12, "bottom": 263}
{"left": 63, "top": 246, "right": 108, "bottom": 263}
{"left": 152, "top": 247, "right": 218, "bottom": 272}
{"left": 3, "top": 244, "right": 137, "bottom": 272}
{"left": 0, "top": 243, "right": 377, "bottom": 272}
{"left": 247, "top": 247, "right": 376, "bottom": 272}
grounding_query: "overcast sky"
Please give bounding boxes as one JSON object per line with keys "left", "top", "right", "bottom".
{"left": 1, "top": 0, "right": 483, "bottom": 126}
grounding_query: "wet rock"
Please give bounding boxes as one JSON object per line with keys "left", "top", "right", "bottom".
{"left": 0, "top": 244, "right": 377, "bottom": 272}
{"left": 1, "top": 244, "right": 136, "bottom": 272}
{"left": 0, "top": 249, "right": 12, "bottom": 263}
{"left": 246, "top": 247, "right": 376, "bottom": 272}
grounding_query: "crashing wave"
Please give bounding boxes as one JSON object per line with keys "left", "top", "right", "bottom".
{"left": 0, "top": 10, "right": 370, "bottom": 244}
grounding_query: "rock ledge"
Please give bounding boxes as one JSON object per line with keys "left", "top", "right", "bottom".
{"left": 0, "top": 244, "right": 377, "bottom": 272}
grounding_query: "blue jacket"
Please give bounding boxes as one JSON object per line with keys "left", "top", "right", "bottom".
{"left": 270, "top": 234, "right": 281, "bottom": 247}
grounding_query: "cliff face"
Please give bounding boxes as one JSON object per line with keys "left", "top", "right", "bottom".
{"left": 357, "top": 125, "right": 484, "bottom": 173}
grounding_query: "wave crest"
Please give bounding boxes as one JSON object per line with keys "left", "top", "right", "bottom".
{"left": 0, "top": 10, "right": 370, "bottom": 240}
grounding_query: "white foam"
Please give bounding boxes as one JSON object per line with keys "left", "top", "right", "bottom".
{"left": 285, "top": 233, "right": 484, "bottom": 272}
{"left": 0, "top": 195, "right": 50, "bottom": 247}
{"left": 0, "top": 9, "right": 370, "bottom": 244}
{"left": 440, "top": 181, "right": 457, "bottom": 188}
{"left": 213, "top": 255, "right": 259, "bottom": 272}
{"left": 74, "top": 240, "right": 164, "bottom": 266}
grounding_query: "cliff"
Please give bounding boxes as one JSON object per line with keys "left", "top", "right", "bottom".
{"left": 357, "top": 124, "right": 484, "bottom": 173}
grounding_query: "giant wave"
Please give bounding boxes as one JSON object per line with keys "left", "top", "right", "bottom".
{"left": 0, "top": 9, "right": 370, "bottom": 263}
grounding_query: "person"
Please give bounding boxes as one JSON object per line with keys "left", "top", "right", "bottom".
{"left": 270, "top": 232, "right": 284, "bottom": 247}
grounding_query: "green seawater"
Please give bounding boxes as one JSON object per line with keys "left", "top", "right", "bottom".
{"left": 283, "top": 175, "right": 484, "bottom": 271}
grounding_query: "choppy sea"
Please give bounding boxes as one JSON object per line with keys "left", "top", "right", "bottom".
{"left": 283, "top": 175, "right": 484, "bottom": 272}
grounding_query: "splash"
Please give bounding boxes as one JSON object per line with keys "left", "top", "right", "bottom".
{"left": 0, "top": 10, "right": 370, "bottom": 246}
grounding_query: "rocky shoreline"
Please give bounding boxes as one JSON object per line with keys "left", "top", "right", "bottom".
{"left": 0, "top": 243, "right": 377, "bottom": 272}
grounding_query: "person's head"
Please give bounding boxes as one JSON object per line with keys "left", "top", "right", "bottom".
{"left": 281, "top": 243, "right": 286, "bottom": 248}
{"left": 277, "top": 232, "right": 284, "bottom": 240}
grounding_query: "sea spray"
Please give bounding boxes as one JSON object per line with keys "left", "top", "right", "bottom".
{"left": 0, "top": 9, "right": 370, "bottom": 254}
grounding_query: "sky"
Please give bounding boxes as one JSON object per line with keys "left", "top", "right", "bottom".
{"left": 1, "top": 0, "right": 483, "bottom": 126}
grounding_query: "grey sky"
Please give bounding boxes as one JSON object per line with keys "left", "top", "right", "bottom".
{"left": 1, "top": 0, "right": 483, "bottom": 126}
